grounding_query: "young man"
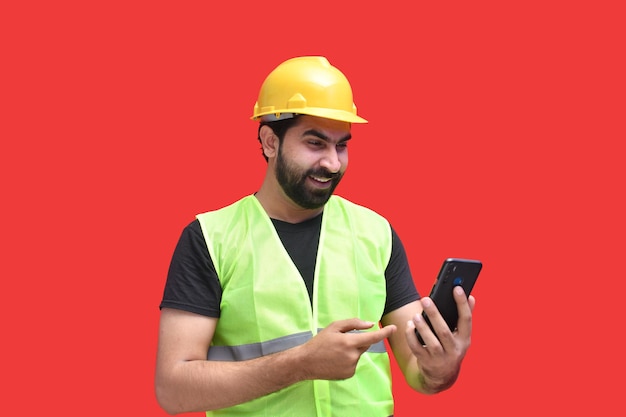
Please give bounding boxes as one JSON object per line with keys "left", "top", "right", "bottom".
{"left": 155, "top": 56, "right": 475, "bottom": 416}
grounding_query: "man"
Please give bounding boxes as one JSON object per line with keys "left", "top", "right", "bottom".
{"left": 155, "top": 56, "right": 475, "bottom": 416}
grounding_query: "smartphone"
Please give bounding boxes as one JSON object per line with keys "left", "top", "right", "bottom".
{"left": 416, "top": 258, "right": 482, "bottom": 345}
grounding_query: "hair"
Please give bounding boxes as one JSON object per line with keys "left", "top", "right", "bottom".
{"left": 257, "top": 116, "right": 301, "bottom": 162}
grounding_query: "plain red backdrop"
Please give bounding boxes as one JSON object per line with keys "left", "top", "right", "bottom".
{"left": 2, "top": 1, "right": 625, "bottom": 416}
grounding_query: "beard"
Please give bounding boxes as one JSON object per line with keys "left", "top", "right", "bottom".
{"left": 275, "top": 147, "right": 343, "bottom": 210}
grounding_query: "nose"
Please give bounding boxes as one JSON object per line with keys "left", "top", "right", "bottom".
{"left": 319, "top": 148, "right": 342, "bottom": 173}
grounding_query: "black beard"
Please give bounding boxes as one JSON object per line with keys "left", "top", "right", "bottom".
{"left": 275, "top": 148, "right": 343, "bottom": 209}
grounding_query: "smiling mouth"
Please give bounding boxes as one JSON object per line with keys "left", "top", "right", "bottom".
{"left": 309, "top": 175, "right": 332, "bottom": 183}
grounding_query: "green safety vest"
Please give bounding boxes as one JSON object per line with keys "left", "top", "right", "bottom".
{"left": 196, "top": 195, "right": 394, "bottom": 417}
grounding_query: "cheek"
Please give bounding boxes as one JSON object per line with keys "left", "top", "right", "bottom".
{"left": 340, "top": 153, "right": 349, "bottom": 170}
{"left": 282, "top": 151, "right": 310, "bottom": 172}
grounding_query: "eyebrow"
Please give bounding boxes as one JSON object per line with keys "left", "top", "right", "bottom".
{"left": 302, "top": 129, "right": 352, "bottom": 143}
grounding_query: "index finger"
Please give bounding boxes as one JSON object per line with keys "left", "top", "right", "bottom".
{"left": 351, "top": 324, "right": 397, "bottom": 348}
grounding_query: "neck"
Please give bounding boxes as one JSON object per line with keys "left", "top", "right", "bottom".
{"left": 254, "top": 176, "right": 324, "bottom": 224}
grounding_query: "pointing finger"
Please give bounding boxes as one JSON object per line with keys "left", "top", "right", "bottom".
{"left": 351, "top": 324, "right": 397, "bottom": 348}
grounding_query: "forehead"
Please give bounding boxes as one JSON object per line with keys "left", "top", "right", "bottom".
{"left": 291, "top": 115, "right": 352, "bottom": 139}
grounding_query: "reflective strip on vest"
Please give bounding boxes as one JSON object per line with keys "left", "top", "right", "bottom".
{"left": 208, "top": 330, "right": 387, "bottom": 361}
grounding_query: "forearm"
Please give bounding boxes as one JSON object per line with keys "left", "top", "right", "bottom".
{"left": 156, "top": 345, "right": 308, "bottom": 414}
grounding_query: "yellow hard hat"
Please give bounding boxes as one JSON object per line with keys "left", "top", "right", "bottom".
{"left": 252, "top": 56, "right": 367, "bottom": 123}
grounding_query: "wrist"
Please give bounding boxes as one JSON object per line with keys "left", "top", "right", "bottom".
{"left": 283, "top": 344, "right": 313, "bottom": 382}
{"left": 418, "top": 366, "right": 460, "bottom": 394}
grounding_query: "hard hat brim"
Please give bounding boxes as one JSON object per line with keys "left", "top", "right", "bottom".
{"left": 252, "top": 107, "right": 368, "bottom": 124}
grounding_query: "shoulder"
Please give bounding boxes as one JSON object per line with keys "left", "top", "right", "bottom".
{"left": 196, "top": 195, "right": 256, "bottom": 221}
{"left": 329, "top": 195, "right": 389, "bottom": 222}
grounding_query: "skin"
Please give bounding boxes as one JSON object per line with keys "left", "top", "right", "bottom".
{"left": 155, "top": 115, "right": 476, "bottom": 414}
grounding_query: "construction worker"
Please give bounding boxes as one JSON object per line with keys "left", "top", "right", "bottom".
{"left": 155, "top": 56, "right": 475, "bottom": 416}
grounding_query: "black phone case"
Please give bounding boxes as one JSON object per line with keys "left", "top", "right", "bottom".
{"left": 416, "top": 258, "right": 482, "bottom": 345}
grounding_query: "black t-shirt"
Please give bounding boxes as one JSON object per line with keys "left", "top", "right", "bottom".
{"left": 160, "top": 213, "right": 419, "bottom": 318}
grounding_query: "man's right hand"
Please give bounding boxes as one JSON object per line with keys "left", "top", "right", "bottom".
{"left": 298, "top": 318, "right": 397, "bottom": 380}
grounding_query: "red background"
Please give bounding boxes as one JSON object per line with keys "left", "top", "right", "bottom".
{"left": 2, "top": 1, "right": 625, "bottom": 415}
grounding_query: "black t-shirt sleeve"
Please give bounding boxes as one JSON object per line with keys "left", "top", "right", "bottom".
{"left": 159, "top": 220, "right": 222, "bottom": 317}
{"left": 383, "top": 227, "right": 421, "bottom": 315}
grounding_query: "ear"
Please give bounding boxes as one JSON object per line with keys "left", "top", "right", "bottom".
{"left": 259, "top": 125, "right": 279, "bottom": 159}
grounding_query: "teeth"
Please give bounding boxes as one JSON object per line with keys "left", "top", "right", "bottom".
{"left": 311, "top": 176, "right": 331, "bottom": 183}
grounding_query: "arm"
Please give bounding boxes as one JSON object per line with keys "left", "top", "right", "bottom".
{"left": 155, "top": 308, "right": 304, "bottom": 413}
{"left": 381, "top": 288, "right": 476, "bottom": 394}
{"left": 155, "top": 308, "right": 396, "bottom": 414}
